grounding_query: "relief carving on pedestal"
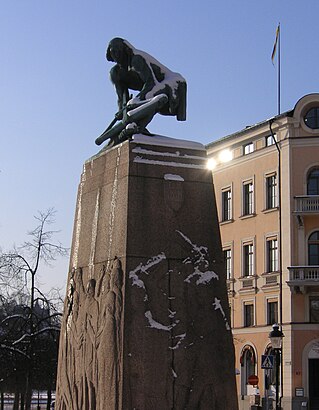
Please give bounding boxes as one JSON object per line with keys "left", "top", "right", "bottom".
{"left": 56, "top": 258, "right": 123, "bottom": 410}
{"left": 96, "top": 257, "right": 123, "bottom": 410}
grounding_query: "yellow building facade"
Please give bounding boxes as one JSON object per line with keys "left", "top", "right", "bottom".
{"left": 206, "top": 94, "right": 319, "bottom": 410}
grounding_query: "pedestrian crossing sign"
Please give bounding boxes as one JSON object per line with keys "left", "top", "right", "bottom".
{"left": 261, "top": 354, "right": 274, "bottom": 369}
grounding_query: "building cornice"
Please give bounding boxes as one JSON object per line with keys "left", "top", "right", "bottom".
{"left": 206, "top": 110, "right": 293, "bottom": 150}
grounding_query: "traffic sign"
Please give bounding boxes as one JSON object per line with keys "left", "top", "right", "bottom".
{"left": 248, "top": 374, "right": 259, "bottom": 385}
{"left": 261, "top": 354, "right": 274, "bottom": 369}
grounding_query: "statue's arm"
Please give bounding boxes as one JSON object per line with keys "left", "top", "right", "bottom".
{"left": 131, "top": 55, "right": 156, "bottom": 100}
{"left": 96, "top": 265, "right": 106, "bottom": 298}
{"left": 85, "top": 302, "right": 99, "bottom": 347}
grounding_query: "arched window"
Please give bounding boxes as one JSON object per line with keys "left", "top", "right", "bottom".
{"left": 308, "top": 231, "right": 319, "bottom": 266}
{"left": 307, "top": 168, "right": 319, "bottom": 195}
{"left": 240, "top": 345, "right": 256, "bottom": 395}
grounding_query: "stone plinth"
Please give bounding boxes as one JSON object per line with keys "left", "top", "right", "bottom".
{"left": 56, "top": 135, "right": 238, "bottom": 410}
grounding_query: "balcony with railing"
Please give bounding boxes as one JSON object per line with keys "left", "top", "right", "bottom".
{"left": 294, "top": 196, "right": 319, "bottom": 214}
{"left": 287, "top": 266, "right": 319, "bottom": 292}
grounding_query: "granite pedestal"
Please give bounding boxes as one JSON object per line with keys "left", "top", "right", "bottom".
{"left": 56, "top": 135, "right": 238, "bottom": 410}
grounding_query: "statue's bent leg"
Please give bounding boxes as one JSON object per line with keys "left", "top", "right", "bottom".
{"left": 96, "top": 94, "right": 168, "bottom": 147}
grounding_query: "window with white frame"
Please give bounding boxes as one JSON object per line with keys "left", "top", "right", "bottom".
{"left": 224, "top": 248, "right": 232, "bottom": 280}
{"left": 244, "top": 142, "right": 254, "bottom": 155}
{"left": 267, "top": 300, "right": 278, "bottom": 325}
{"left": 222, "top": 188, "right": 232, "bottom": 221}
{"left": 243, "top": 181, "right": 254, "bottom": 215}
{"left": 266, "top": 173, "right": 278, "bottom": 209}
{"left": 243, "top": 243, "right": 254, "bottom": 277}
{"left": 266, "top": 133, "right": 277, "bottom": 147}
{"left": 244, "top": 303, "right": 254, "bottom": 327}
{"left": 266, "top": 238, "right": 279, "bottom": 273}
{"left": 240, "top": 346, "right": 256, "bottom": 396}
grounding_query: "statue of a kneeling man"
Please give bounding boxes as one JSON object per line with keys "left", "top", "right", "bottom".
{"left": 95, "top": 38, "right": 187, "bottom": 148}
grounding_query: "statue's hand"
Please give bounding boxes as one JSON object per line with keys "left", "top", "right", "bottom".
{"left": 136, "top": 92, "right": 146, "bottom": 101}
{"left": 127, "top": 96, "right": 139, "bottom": 106}
{"left": 115, "top": 110, "right": 123, "bottom": 120}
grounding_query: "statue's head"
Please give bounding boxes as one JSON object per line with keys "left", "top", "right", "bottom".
{"left": 110, "top": 257, "right": 122, "bottom": 289}
{"left": 106, "top": 37, "right": 132, "bottom": 65}
{"left": 86, "top": 278, "right": 96, "bottom": 297}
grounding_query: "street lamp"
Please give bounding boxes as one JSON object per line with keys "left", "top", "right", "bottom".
{"left": 269, "top": 324, "right": 284, "bottom": 410}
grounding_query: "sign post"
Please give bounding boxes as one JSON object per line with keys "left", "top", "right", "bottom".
{"left": 248, "top": 375, "right": 259, "bottom": 386}
{"left": 248, "top": 375, "right": 260, "bottom": 408}
{"left": 262, "top": 355, "right": 274, "bottom": 410}
{"left": 261, "top": 355, "right": 274, "bottom": 370}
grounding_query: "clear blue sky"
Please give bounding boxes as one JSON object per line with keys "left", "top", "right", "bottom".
{"left": 1, "top": 0, "right": 318, "bottom": 293}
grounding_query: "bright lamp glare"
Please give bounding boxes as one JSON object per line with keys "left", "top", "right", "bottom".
{"left": 207, "top": 158, "right": 217, "bottom": 170}
{"left": 219, "top": 149, "right": 233, "bottom": 163}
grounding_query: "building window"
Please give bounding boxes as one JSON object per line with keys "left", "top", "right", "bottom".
{"left": 308, "top": 231, "right": 319, "bottom": 265}
{"left": 266, "top": 174, "right": 278, "bottom": 209}
{"left": 244, "top": 303, "right": 254, "bottom": 327}
{"left": 309, "top": 296, "right": 319, "bottom": 323}
{"left": 222, "top": 188, "right": 232, "bottom": 221}
{"left": 240, "top": 346, "right": 256, "bottom": 396}
{"left": 244, "top": 142, "right": 254, "bottom": 155}
{"left": 224, "top": 248, "right": 232, "bottom": 280}
{"left": 267, "top": 300, "right": 278, "bottom": 325}
{"left": 304, "top": 107, "right": 319, "bottom": 129}
{"left": 243, "top": 243, "right": 254, "bottom": 277}
{"left": 307, "top": 168, "right": 319, "bottom": 195}
{"left": 266, "top": 238, "right": 279, "bottom": 272}
{"left": 266, "top": 134, "right": 277, "bottom": 147}
{"left": 243, "top": 181, "right": 254, "bottom": 215}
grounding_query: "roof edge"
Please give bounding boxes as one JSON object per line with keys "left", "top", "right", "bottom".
{"left": 205, "top": 109, "right": 293, "bottom": 149}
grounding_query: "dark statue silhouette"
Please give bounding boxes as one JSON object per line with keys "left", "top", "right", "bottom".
{"left": 95, "top": 38, "right": 187, "bottom": 148}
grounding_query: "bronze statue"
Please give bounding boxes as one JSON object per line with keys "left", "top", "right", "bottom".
{"left": 95, "top": 38, "right": 187, "bottom": 148}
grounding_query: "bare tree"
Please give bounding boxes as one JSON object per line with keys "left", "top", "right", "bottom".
{"left": 0, "top": 209, "right": 68, "bottom": 410}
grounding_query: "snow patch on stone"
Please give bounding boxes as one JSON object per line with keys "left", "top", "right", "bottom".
{"left": 164, "top": 174, "right": 184, "bottom": 181}
{"left": 134, "top": 156, "right": 205, "bottom": 170}
{"left": 176, "top": 230, "right": 219, "bottom": 285}
{"left": 129, "top": 253, "right": 166, "bottom": 291}
{"left": 169, "top": 333, "right": 187, "bottom": 350}
{"left": 145, "top": 310, "right": 178, "bottom": 331}
{"left": 213, "top": 297, "right": 231, "bottom": 331}
{"left": 132, "top": 134, "right": 205, "bottom": 151}
{"left": 196, "top": 270, "right": 219, "bottom": 285}
{"left": 132, "top": 146, "right": 205, "bottom": 161}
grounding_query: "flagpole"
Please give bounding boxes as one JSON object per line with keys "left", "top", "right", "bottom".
{"left": 278, "top": 22, "right": 281, "bottom": 115}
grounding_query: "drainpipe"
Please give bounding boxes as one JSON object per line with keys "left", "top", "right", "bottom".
{"left": 269, "top": 118, "right": 283, "bottom": 408}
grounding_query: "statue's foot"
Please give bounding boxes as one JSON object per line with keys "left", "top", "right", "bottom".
{"left": 98, "top": 136, "right": 119, "bottom": 152}
{"left": 104, "top": 123, "right": 155, "bottom": 149}
{"left": 106, "top": 135, "right": 119, "bottom": 148}
{"left": 118, "top": 123, "right": 138, "bottom": 142}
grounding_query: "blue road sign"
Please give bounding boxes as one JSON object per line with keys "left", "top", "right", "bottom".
{"left": 261, "top": 354, "right": 274, "bottom": 369}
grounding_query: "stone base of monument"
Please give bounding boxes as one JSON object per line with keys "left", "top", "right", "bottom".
{"left": 56, "top": 135, "right": 238, "bottom": 410}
